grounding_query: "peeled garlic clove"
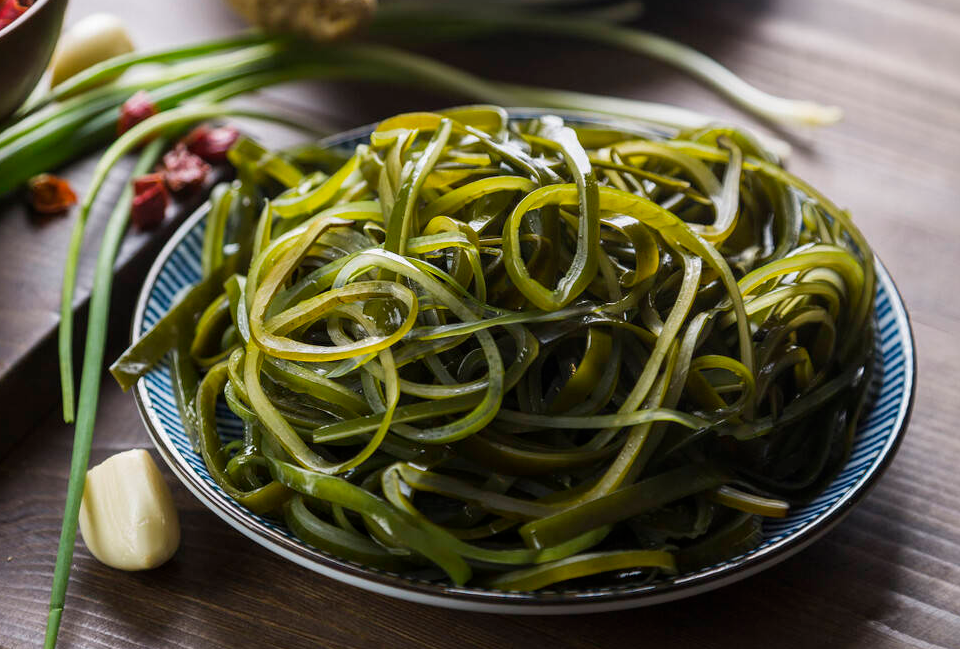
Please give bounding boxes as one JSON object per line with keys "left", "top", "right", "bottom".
{"left": 49, "top": 13, "right": 135, "bottom": 88}
{"left": 79, "top": 449, "right": 180, "bottom": 571}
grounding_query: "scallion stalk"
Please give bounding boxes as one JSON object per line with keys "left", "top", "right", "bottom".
{"left": 372, "top": 3, "right": 842, "bottom": 127}
{"left": 45, "top": 138, "right": 166, "bottom": 648}
{"left": 48, "top": 104, "right": 327, "bottom": 649}
{"left": 59, "top": 104, "right": 326, "bottom": 421}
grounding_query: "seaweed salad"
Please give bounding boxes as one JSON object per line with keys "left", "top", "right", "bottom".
{"left": 112, "top": 105, "right": 875, "bottom": 590}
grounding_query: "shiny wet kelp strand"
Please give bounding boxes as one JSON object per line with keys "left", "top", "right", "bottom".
{"left": 113, "top": 106, "right": 875, "bottom": 591}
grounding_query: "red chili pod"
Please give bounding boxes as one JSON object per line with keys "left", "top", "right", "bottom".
{"left": 183, "top": 124, "right": 240, "bottom": 163}
{"left": 118, "top": 90, "right": 159, "bottom": 137}
{"left": 133, "top": 173, "right": 165, "bottom": 195}
{"left": 28, "top": 173, "right": 78, "bottom": 214}
{"left": 131, "top": 173, "right": 168, "bottom": 230}
{"left": 162, "top": 143, "right": 210, "bottom": 195}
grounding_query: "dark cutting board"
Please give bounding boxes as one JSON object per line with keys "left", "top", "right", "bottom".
{"left": 0, "top": 156, "right": 210, "bottom": 453}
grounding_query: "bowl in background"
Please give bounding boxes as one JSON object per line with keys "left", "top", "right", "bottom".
{"left": 0, "top": 0, "right": 68, "bottom": 121}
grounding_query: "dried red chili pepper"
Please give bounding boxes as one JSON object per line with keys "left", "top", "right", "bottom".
{"left": 133, "top": 173, "right": 166, "bottom": 195}
{"left": 131, "top": 173, "right": 168, "bottom": 230}
{"left": 0, "top": 0, "right": 34, "bottom": 31}
{"left": 28, "top": 173, "right": 77, "bottom": 214}
{"left": 118, "top": 91, "right": 159, "bottom": 137}
{"left": 161, "top": 143, "right": 210, "bottom": 195}
{"left": 183, "top": 124, "right": 240, "bottom": 163}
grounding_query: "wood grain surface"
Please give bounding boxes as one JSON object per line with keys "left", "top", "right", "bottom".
{"left": 2, "top": 0, "right": 959, "bottom": 647}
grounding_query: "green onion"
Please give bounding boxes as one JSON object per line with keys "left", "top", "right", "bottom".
{"left": 46, "top": 105, "right": 324, "bottom": 648}
{"left": 372, "top": 3, "right": 842, "bottom": 127}
{"left": 45, "top": 138, "right": 166, "bottom": 649}
{"left": 16, "top": 32, "right": 278, "bottom": 117}
{"left": 58, "top": 103, "right": 326, "bottom": 421}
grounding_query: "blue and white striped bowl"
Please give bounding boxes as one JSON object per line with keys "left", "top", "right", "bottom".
{"left": 132, "top": 112, "right": 916, "bottom": 613}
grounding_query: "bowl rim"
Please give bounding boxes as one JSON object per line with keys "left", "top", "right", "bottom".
{"left": 131, "top": 109, "right": 917, "bottom": 614}
{"left": 0, "top": 0, "right": 54, "bottom": 41}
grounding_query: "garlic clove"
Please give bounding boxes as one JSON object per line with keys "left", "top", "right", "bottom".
{"left": 49, "top": 13, "right": 135, "bottom": 88}
{"left": 79, "top": 449, "right": 180, "bottom": 571}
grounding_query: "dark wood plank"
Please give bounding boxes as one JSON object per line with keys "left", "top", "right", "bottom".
{"left": 2, "top": 0, "right": 960, "bottom": 647}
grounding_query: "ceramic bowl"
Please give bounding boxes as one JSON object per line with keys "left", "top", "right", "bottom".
{"left": 0, "top": 0, "right": 68, "bottom": 121}
{"left": 132, "top": 110, "right": 916, "bottom": 614}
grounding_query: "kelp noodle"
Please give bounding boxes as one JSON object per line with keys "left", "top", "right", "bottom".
{"left": 113, "top": 106, "right": 875, "bottom": 590}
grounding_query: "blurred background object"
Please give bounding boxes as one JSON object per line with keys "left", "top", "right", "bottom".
{"left": 48, "top": 12, "right": 134, "bottom": 87}
{"left": 224, "top": 0, "right": 376, "bottom": 40}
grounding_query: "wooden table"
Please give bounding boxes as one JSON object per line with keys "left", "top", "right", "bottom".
{"left": 2, "top": 0, "right": 959, "bottom": 647}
